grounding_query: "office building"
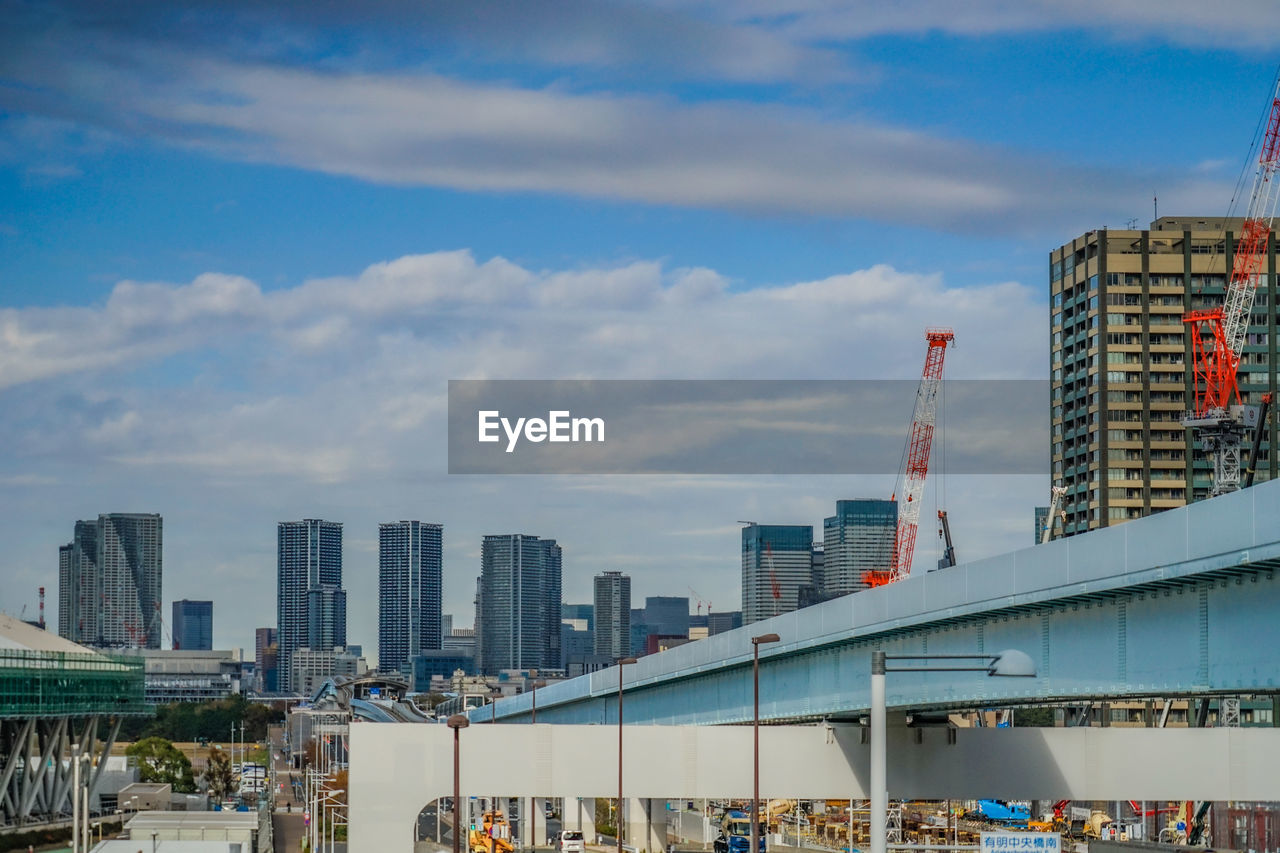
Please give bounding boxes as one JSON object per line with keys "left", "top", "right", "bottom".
{"left": 1051, "top": 218, "right": 1279, "bottom": 535}
{"left": 741, "top": 523, "right": 815, "bottom": 625}
{"left": 254, "top": 627, "right": 278, "bottom": 692}
{"left": 444, "top": 626, "right": 477, "bottom": 660}
{"left": 592, "top": 572, "right": 631, "bottom": 659}
{"left": 403, "top": 650, "right": 475, "bottom": 691}
{"left": 1034, "top": 506, "right": 1050, "bottom": 544}
{"left": 629, "top": 607, "right": 649, "bottom": 657}
{"left": 277, "top": 519, "right": 345, "bottom": 693}
{"left": 171, "top": 600, "right": 212, "bottom": 651}
{"left": 478, "top": 534, "right": 562, "bottom": 674}
{"left": 378, "top": 521, "right": 444, "bottom": 674}
{"left": 58, "top": 513, "right": 163, "bottom": 648}
{"left": 707, "top": 611, "right": 743, "bottom": 635}
{"left": 561, "top": 603, "right": 594, "bottom": 669}
{"left": 643, "top": 596, "right": 689, "bottom": 638}
{"left": 822, "top": 499, "right": 897, "bottom": 595}
{"left": 562, "top": 603, "right": 594, "bottom": 630}
{"left": 254, "top": 627, "right": 277, "bottom": 691}
{"left": 117, "top": 648, "right": 242, "bottom": 703}
{"left": 290, "top": 646, "right": 367, "bottom": 696}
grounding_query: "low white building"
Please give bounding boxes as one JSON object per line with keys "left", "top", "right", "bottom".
{"left": 116, "top": 649, "right": 244, "bottom": 703}
{"left": 291, "top": 646, "right": 367, "bottom": 696}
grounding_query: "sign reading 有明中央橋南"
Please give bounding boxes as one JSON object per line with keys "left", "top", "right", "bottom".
{"left": 980, "top": 832, "right": 1060, "bottom": 853}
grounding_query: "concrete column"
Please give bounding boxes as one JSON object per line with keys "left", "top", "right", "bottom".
{"left": 518, "top": 797, "right": 530, "bottom": 849}
{"left": 562, "top": 797, "right": 596, "bottom": 842}
{"left": 626, "top": 798, "right": 666, "bottom": 853}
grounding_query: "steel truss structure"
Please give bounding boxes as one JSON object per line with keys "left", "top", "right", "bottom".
{"left": 0, "top": 716, "right": 122, "bottom": 826}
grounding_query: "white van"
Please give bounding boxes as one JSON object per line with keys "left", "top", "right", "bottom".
{"left": 559, "top": 830, "right": 585, "bottom": 853}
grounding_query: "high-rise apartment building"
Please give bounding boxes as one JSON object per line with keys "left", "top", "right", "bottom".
{"left": 822, "top": 499, "right": 897, "bottom": 596}
{"left": 58, "top": 513, "right": 163, "bottom": 648}
{"left": 277, "top": 519, "right": 345, "bottom": 693}
{"left": 378, "top": 521, "right": 444, "bottom": 674}
{"left": 172, "top": 600, "right": 213, "bottom": 650}
{"left": 478, "top": 534, "right": 562, "bottom": 674}
{"left": 592, "top": 571, "right": 631, "bottom": 659}
{"left": 1051, "top": 218, "right": 1278, "bottom": 535}
{"left": 741, "top": 523, "right": 814, "bottom": 625}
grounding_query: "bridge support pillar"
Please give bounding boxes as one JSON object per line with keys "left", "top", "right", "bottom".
{"left": 562, "top": 797, "right": 596, "bottom": 842}
{"left": 626, "top": 797, "right": 666, "bottom": 853}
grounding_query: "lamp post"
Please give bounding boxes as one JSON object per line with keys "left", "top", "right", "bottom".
{"left": 750, "top": 634, "right": 780, "bottom": 853}
{"left": 448, "top": 715, "right": 471, "bottom": 853}
{"left": 868, "top": 649, "right": 1036, "bottom": 853}
{"left": 616, "top": 657, "right": 638, "bottom": 853}
{"left": 530, "top": 680, "right": 547, "bottom": 851}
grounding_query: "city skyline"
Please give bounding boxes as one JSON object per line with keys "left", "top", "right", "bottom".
{"left": 8, "top": 5, "right": 1277, "bottom": 658}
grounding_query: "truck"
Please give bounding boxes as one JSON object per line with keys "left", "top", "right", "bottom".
{"left": 714, "top": 810, "right": 767, "bottom": 853}
{"left": 966, "top": 800, "right": 1031, "bottom": 829}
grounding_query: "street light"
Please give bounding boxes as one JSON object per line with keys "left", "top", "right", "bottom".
{"left": 448, "top": 714, "right": 471, "bottom": 853}
{"left": 750, "top": 633, "right": 780, "bottom": 853}
{"left": 530, "top": 680, "right": 547, "bottom": 851}
{"left": 869, "top": 649, "right": 1036, "bottom": 853}
{"left": 616, "top": 657, "right": 638, "bottom": 853}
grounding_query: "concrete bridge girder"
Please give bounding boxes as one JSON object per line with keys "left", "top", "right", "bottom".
{"left": 350, "top": 722, "right": 1280, "bottom": 853}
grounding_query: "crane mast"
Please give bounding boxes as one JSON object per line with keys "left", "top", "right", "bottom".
{"left": 1041, "top": 484, "right": 1067, "bottom": 545}
{"left": 1183, "top": 80, "right": 1280, "bottom": 495}
{"left": 866, "top": 327, "right": 954, "bottom": 587}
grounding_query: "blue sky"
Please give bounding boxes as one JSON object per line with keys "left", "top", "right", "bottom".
{"left": 1, "top": 0, "right": 1278, "bottom": 658}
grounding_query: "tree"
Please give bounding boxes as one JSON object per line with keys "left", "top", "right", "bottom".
{"left": 125, "top": 737, "right": 196, "bottom": 793}
{"left": 202, "top": 746, "right": 238, "bottom": 801}
{"left": 1013, "top": 706, "right": 1057, "bottom": 727}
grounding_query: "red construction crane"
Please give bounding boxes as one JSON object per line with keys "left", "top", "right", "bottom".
{"left": 866, "top": 327, "right": 955, "bottom": 587}
{"left": 1183, "top": 78, "right": 1280, "bottom": 495}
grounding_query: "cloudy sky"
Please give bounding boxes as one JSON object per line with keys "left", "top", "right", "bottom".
{"left": 2, "top": 1, "right": 1277, "bottom": 660}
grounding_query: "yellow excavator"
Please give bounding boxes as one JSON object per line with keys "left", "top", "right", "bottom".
{"left": 469, "top": 810, "right": 515, "bottom": 853}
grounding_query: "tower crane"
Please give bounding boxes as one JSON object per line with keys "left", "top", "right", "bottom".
{"left": 1183, "top": 78, "right": 1280, "bottom": 495}
{"left": 866, "top": 327, "right": 955, "bottom": 587}
{"left": 688, "top": 586, "right": 711, "bottom": 616}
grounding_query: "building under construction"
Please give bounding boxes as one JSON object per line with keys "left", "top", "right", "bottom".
{"left": 0, "top": 613, "right": 149, "bottom": 828}
{"left": 1050, "top": 217, "right": 1278, "bottom": 537}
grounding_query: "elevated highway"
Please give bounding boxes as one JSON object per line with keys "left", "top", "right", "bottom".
{"left": 484, "top": 478, "right": 1280, "bottom": 725}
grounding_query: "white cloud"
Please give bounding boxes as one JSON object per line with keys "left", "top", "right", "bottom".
{"left": 0, "top": 251, "right": 1049, "bottom": 654}
{"left": 0, "top": 38, "right": 1229, "bottom": 235}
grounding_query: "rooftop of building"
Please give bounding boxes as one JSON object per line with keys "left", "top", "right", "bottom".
{"left": 0, "top": 613, "right": 150, "bottom": 718}
{"left": 0, "top": 612, "right": 106, "bottom": 654}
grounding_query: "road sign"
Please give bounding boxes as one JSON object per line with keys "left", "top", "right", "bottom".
{"left": 981, "top": 832, "right": 1060, "bottom": 853}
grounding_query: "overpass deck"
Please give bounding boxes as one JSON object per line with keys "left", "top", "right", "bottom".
{"left": 485, "top": 478, "right": 1280, "bottom": 725}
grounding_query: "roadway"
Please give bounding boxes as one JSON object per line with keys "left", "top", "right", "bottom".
{"left": 483, "top": 478, "right": 1280, "bottom": 725}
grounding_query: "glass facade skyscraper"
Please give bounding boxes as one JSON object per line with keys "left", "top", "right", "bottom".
{"left": 378, "top": 521, "right": 444, "bottom": 675}
{"left": 172, "top": 599, "right": 213, "bottom": 650}
{"left": 277, "top": 519, "right": 344, "bottom": 693}
{"left": 478, "top": 534, "right": 562, "bottom": 674}
{"left": 741, "top": 523, "right": 814, "bottom": 625}
{"left": 822, "top": 499, "right": 897, "bottom": 595}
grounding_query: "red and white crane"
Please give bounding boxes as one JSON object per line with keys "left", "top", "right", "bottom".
{"left": 1183, "top": 78, "right": 1280, "bottom": 495}
{"left": 866, "top": 327, "right": 955, "bottom": 587}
